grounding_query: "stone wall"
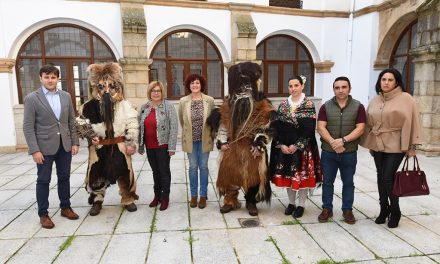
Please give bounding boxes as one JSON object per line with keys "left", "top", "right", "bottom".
{"left": 119, "top": 1, "right": 152, "bottom": 108}
{"left": 411, "top": 0, "right": 440, "bottom": 155}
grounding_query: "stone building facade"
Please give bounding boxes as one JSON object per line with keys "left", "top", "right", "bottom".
{"left": 0, "top": 0, "right": 438, "bottom": 155}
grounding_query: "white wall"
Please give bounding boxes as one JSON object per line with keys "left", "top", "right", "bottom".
{"left": 0, "top": 73, "right": 15, "bottom": 147}
{"left": 350, "top": 12, "right": 380, "bottom": 106}
{"left": 253, "top": 12, "right": 350, "bottom": 101}
{"left": 303, "top": 0, "right": 351, "bottom": 11}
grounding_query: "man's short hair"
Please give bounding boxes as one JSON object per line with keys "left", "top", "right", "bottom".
{"left": 39, "top": 64, "right": 60, "bottom": 78}
{"left": 333, "top": 76, "right": 351, "bottom": 89}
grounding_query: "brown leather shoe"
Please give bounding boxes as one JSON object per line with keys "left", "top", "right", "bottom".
{"left": 318, "top": 208, "right": 333, "bottom": 223}
{"left": 190, "top": 196, "right": 197, "bottom": 208}
{"left": 61, "top": 207, "right": 79, "bottom": 220}
{"left": 40, "top": 215, "right": 55, "bottom": 229}
{"left": 343, "top": 210, "right": 356, "bottom": 224}
{"left": 198, "top": 197, "right": 207, "bottom": 209}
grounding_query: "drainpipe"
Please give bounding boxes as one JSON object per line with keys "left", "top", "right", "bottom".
{"left": 347, "top": 0, "right": 355, "bottom": 75}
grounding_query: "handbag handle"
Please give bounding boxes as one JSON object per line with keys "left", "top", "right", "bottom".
{"left": 412, "top": 155, "right": 421, "bottom": 173}
{"left": 400, "top": 155, "right": 422, "bottom": 176}
{"left": 400, "top": 156, "right": 409, "bottom": 172}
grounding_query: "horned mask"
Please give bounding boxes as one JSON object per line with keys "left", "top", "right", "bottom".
{"left": 87, "top": 63, "right": 124, "bottom": 102}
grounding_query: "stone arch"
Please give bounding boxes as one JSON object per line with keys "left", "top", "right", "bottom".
{"left": 374, "top": 12, "right": 417, "bottom": 69}
{"left": 148, "top": 24, "right": 230, "bottom": 63}
{"left": 8, "top": 17, "right": 121, "bottom": 60}
{"left": 257, "top": 29, "right": 321, "bottom": 63}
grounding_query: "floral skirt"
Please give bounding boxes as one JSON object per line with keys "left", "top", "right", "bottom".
{"left": 271, "top": 146, "right": 322, "bottom": 190}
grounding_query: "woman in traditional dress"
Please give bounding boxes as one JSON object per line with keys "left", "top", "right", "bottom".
{"left": 269, "top": 76, "right": 322, "bottom": 218}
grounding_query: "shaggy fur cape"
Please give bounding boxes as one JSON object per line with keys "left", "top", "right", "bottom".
{"left": 78, "top": 63, "right": 139, "bottom": 204}
{"left": 216, "top": 98, "right": 273, "bottom": 202}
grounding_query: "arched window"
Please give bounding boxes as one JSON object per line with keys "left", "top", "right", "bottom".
{"left": 257, "top": 35, "right": 314, "bottom": 96}
{"left": 390, "top": 20, "right": 418, "bottom": 94}
{"left": 149, "top": 30, "right": 224, "bottom": 99}
{"left": 16, "top": 24, "right": 116, "bottom": 110}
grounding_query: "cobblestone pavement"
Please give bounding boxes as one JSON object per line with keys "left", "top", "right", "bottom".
{"left": 1, "top": 139, "right": 440, "bottom": 264}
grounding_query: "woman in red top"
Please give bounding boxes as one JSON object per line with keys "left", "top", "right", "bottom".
{"left": 138, "top": 81, "right": 178, "bottom": 211}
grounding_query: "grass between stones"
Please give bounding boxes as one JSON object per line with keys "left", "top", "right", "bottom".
{"left": 316, "top": 259, "right": 333, "bottom": 264}
{"left": 265, "top": 235, "right": 291, "bottom": 264}
{"left": 281, "top": 219, "right": 300, "bottom": 225}
{"left": 52, "top": 235, "right": 75, "bottom": 262}
{"left": 59, "top": 235, "right": 75, "bottom": 251}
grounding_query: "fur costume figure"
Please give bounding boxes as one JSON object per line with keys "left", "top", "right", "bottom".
{"left": 210, "top": 61, "right": 275, "bottom": 216}
{"left": 77, "top": 63, "right": 139, "bottom": 216}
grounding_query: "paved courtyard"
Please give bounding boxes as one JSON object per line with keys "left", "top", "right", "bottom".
{"left": 1, "top": 138, "right": 440, "bottom": 264}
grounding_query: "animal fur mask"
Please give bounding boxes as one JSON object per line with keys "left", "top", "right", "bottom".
{"left": 88, "top": 63, "right": 124, "bottom": 102}
{"left": 227, "top": 62, "right": 263, "bottom": 137}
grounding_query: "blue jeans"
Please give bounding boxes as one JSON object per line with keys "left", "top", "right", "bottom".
{"left": 36, "top": 142, "right": 72, "bottom": 217}
{"left": 187, "top": 141, "right": 210, "bottom": 197}
{"left": 321, "top": 150, "right": 357, "bottom": 211}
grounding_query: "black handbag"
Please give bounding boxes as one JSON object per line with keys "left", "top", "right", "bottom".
{"left": 392, "top": 156, "right": 430, "bottom": 197}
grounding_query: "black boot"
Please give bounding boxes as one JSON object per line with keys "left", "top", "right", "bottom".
{"left": 388, "top": 196, "right": 401, "bottom": 228}
{"left": 375, "top": 205, "right": 390, "bottom": 224}
{"left": 388, "top": 209, "right": 401, "bottom": 228}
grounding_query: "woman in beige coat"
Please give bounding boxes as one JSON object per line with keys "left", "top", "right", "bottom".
{"left": 361, "top": 68, "right": 421, "bottom": 228}
{"left": 178, "top": 74, "right": 215, "bottom": 209}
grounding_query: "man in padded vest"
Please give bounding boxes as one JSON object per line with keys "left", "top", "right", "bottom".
{"left": 317, "top": 76, "right": 366, "bottom": 224}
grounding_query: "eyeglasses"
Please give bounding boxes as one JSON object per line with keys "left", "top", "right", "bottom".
{"left": 151, "top": 89, "right": 162, "bottom": 94}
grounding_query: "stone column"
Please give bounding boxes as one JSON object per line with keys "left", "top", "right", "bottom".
{"left": 119, "top": 1, "right": 152, "bottom": 107}
{"left": 411, "top": 0, "right": 440, "bottom": 156}
{"left": 229, "top": 3, "right": 259, "bottom": 66}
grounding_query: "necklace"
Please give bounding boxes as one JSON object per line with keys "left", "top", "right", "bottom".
{"left": 288, "top": 93, "right": 305, "bottom": 113}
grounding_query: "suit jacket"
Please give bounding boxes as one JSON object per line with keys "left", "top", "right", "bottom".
{"left": 23, "top": 87, "right": 79, "bottom": 155}
{"left": 178, "top": 93, "right": 215, "bottom": 153}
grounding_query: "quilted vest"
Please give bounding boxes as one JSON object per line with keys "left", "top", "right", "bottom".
{"left": 321, "top": 96, "right": 361, "bottom": 153}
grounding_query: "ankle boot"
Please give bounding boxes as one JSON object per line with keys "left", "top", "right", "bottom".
{"left": 160, "top": 198, "right": 169, "bottom": 211}
{"left": 375, "top": 205, "right": 390, "bottom": 224}
{"left": 388, "top": 209, "right": 401, "bottom": 228}
{"left": 149, "top": 196, "right": 161, "bottom": 207}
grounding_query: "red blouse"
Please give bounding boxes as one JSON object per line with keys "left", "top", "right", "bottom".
{"left": 144, "top": 108, "right": 168, "bottom": 149}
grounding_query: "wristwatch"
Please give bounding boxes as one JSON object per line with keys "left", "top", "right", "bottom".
{"left": 342, "top": 137, "right": 347, "bottom": 145}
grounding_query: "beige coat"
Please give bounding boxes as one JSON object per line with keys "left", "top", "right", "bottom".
{"left": 360, "top": 87, "right": 421, "bottom": 153}
{"left": 178, "top": 93, "right": 215, "bottom": 153}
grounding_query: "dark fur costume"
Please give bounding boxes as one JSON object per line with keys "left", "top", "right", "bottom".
{"left": 212, "top": 62, "right": 275, "bottom": 207}
{"left": 77, "top": 63, "right": 139, "bottom": 205}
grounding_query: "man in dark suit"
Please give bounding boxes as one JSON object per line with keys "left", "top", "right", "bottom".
{"left": 23, "top": 64, "right": 80, "bottom": 229}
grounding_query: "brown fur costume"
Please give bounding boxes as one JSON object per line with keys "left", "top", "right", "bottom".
{"left": 217, "top": 99, "right": 273, "bottom": 198}
{"left": 214, "top": 62, "right": 274, "bottom": 211}
{"left": 77, "top": 63, "right": 139, "bottom": 210}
